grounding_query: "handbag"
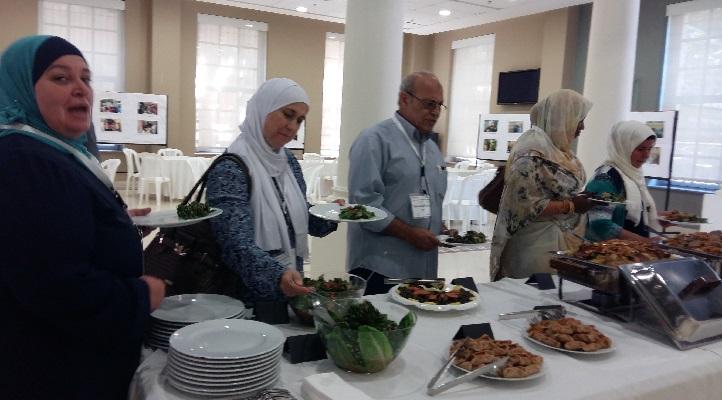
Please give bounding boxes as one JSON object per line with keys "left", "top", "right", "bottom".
{"left": 478, "top": 165, "right": 505, "bottom": 214}
{"left": 143, "top": 153, "right": 252, "bottom": 298}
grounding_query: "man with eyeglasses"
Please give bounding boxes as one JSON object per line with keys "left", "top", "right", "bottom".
{"left": 347, "top": 71, "right": 448, "bottom": 294}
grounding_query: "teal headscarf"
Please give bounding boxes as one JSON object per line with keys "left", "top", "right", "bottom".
{"left": 0, "top": 35, "right": 90, "bottom": 156}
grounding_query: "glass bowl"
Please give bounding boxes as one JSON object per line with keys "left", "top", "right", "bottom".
{"left": 313, "top": 298, "right": 417, "bottom": 373}
{"left": 289, "top": 273, "right": 366, "bottom": 326}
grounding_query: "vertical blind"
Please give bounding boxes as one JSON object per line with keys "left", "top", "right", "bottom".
{"left": 446, "top": 34, "right": 495, "bottom": 159}
{"left": 662, "top": 0, "right": 722, "bottom": 182}
{"left": 195, "top": 14, "right": 267, "bottom": 152}
{"left": 38, "top": 0, "right": 125, "bottom": 93}
{"left": 319, "top": 33, "right": 345, "bottom": 158}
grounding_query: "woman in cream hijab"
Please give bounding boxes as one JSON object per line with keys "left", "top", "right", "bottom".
{"left": 206, "top": 78, "right": 337, "bottom": 305}
{"left": 585, "top": 120, "right": 662, "bottom": 241}
{"left": 490, "top": 89, "right": 594, "bottom": 280}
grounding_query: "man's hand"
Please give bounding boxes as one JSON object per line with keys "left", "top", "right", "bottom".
{"left": 406, "top": 227, "right": 441, "bottom": 251}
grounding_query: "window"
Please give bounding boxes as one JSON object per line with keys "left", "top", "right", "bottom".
{"left": 319, "top": 33, "right": 345, "bottom": 158}
{"left": 195, "top": 14, "right": 267, "bottom": 152}
{"left": 38, "top": 0, "right": 125, "bottom": 92}
{"left": 446, "top": 34, "right": 495, "bottom": 159}
{"left": 662, "top": 1, "right": 722, "bottom": 182}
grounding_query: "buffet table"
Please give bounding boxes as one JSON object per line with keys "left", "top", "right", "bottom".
{"left": 130, "top": 278, "right": 722, "bottom": 400}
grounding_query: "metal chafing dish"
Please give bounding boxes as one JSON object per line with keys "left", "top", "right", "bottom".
{"left": 551, "top": 251, "right": 722, "bottom": 349}
{"left": 658, "top": 241, "right": 722, "bottom": 274}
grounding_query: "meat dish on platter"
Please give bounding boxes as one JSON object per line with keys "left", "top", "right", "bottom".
{"left": 450, "top": 335, "right": 543, "bottom": 379}
{"left": 572, "top": 239, "right": 671, "bottom": 267}
{"left": 527, "top": 317, "right": 613, "bottom": 353}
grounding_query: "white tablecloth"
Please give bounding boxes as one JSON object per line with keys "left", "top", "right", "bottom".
{"left": 130, "top": 279, "right": 722, "bottom": 400}
{"left": 159, "top": 156, "right": 211, "bottom": 199}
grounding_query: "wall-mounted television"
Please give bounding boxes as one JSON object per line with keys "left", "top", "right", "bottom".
{"left": 497, "top": 68, "right": 540, "bottom": 105}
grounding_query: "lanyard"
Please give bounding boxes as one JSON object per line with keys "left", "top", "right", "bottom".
{"left": 392, "top": 115, "right": 429, "bottom": 194}
{"left": 0, "top": 122, "right": 125, "bottom": 191}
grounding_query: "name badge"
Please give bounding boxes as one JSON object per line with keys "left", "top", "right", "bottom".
{"left": 409, "top": 193, "right": 431, "bottom": 219}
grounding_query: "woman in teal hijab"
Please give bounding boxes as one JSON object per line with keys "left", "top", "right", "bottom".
{"left": 0, "top": 35, "right": 164, "bottom": 400}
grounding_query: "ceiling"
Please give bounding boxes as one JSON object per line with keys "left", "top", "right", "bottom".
{"left": 202, "top": 0, "right": 592, "bottom": 35}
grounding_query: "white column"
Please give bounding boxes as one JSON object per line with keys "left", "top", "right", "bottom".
{"left": 577, "top": 0, "right": 640, "bottom": 177}
{"left": 334, "top": 0, "right": 404, "bottom": 196}
{"left": 309, "top": 0, "right": 404, "bottom": 278}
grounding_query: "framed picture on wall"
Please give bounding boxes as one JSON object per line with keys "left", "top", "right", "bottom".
{"left": 476, "top": 113, "right": 529, "bottom": 161}
{"left": 94, "top": 91, "right": 168, "bottom": 145}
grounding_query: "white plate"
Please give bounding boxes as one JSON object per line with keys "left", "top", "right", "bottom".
{"left": 524, "top": 333, "right": 615, "bottom": 355}
{"left": 165, "top": 372, "right": 278, "bottom": 395}
{"left": 309, "top": 203, "right": 387, "bottom": 223}
{"left": 170, "top": 319, "right": 284, "bottom": 360}
{"left": 168, "top": 357, "right": 279, "bottom": 378}
{"left": 658, "top": 218, "right": 710, "bottom": 228}
{"left": 131, "top": 208, "right": 222, "bottom": 228}
{"left": 452, "top": 362, "right": 545, "bottom": 381}
{"left": 437, "top": 235, "right": 489, "bottom": 247}
{"left": 152, "top": 294, "right": 245, "bottom": 324}
{"left": 169, "top": 346, "right": 283, "bottom": 367}
{"left": 590, "top": 199, "right": 626, "bottom": 207}
{"left": 167, "top": 365, "right": 280, "bottom": 386}
{"left": 389, "top": 284, "right": 479, "bottom": 312}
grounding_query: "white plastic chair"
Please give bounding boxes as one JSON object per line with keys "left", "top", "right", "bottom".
{"left": 138, "top": 155, "right": 171, "bottom": 207}
{"left": 303, "top": 153, "right": 324, "bottom": 161}
{"left": 122, "top": 148, "right": 142, "bottom": 192}
{"left": 157, "top": 148, "right": 183, "bottom": 157}
{"left": 302, "top": 164, "right": 325, "bottom": 202}
{"left": 443, "top": 174, "right": 464, "bottom": 227}
{"left": 100, "top": 158, "right": 121, "bottom": 184}
{"left": 454, "top": 160, "right": 471, "bottom": 170}
{"left": 454, "top": 172, "right": 497, "bottom": 233}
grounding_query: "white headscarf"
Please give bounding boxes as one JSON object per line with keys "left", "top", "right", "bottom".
{"left": 227, "top": 78, "right": 310, "bottom": 262}
{"left": 605, "top": 120, "right": 660, "bottom": 230}
{"left": 508, "top": 89, "right": 592, "bottom": 182}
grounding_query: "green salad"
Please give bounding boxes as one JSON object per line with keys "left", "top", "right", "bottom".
{"left": 176, "top": 201, "right": 212, "bottom": 220}
{"left": 338, "top": 205, "right": 376, "bottom": 220}
{"left": 317, "top": 300, "right": 416, "bottom": 373}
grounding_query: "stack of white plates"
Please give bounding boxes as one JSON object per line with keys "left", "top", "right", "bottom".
{"left": 165, "top": 319, "right": 285, "bottom": 398}
{"left": 145, "top": 294, "right": 251, "bottom": 351}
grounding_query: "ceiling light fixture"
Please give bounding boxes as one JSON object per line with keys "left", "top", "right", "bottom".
{"left": 245, "top": 24, "right": 253, "bottom": 28}
{"left": 296, "top": 6, "right": 308, "bottom": 13}
{"left": 439, "top": 9, "right": 451, "bottom": 16}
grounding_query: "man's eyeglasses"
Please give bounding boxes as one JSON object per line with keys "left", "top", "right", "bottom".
{"left": 405, "top": 91, "right": 447, "bottom": 111}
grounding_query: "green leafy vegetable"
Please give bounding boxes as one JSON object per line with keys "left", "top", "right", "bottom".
{"left": 177, "top": 201, "right": 212, "bottom": 219}
{"left": 338, "top": 205, "right": 376, "bottom": 220}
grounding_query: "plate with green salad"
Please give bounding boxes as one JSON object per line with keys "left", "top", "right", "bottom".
{"left": 131, "top": 202, "right": 222, "bottom": 228}
{"left": 309, "top": 203, "right": 387, "bottom": 223}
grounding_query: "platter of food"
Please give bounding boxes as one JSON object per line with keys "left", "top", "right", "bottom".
{"left": 525, "top": 317, "right": 614, "bottom": 355}
{"left": 659, "top": 210, "right": 710, "bottom": 228}
{"left": 449, "top": 336, "right": 545, "bottom": 381}
{"left": 132, "top": 204, "right": 222, "bottom": 228}
{"left": 571, "top": 239, "right": 672, "bottom": 267}
{"left": 389, "top": 283, "right": 479, "bottom": 312}
{"left": 309, "top": 203, "right": 387, "bottom": 223}
{"left": 661, "top": 231, "right": 722, "bottom": 258}
{"left": 438, "top": 231, "right": 487, "bottom": 246}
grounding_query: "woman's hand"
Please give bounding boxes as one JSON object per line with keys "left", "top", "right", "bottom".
{"left": 128, "top": 208, "right": 154, "bottom": 237}
{"left": 280, "top": 269, "right": 313, "bottom": 297}
{"left": 141, "top": 275, "right": 167, "bottom": 311}
{"left": 332, "top": 199, "right": 346, "bottom": 206}
{"left": 571, "top": 194, "right": 594, "bottom": 214}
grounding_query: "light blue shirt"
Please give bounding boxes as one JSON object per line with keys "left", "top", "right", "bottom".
{"left": 346, "top": 112, "right": 447, "bottom": 278}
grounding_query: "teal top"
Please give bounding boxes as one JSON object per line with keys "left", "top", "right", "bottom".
{"left": 0, "top": 35, "right": 90, "bottom": 157}
{"left": 585, "top": 165, "right": 649, "bottom": 240}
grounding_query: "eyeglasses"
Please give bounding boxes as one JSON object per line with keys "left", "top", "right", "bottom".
{"left": 405, "top": 91, "right": 447, "bottom": 111}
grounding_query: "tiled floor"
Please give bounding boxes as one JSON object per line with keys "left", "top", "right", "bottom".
{"left": 116, "top": 175, "right": 494, "bottom": 284}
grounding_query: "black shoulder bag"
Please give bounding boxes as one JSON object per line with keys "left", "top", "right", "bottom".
{"left": 478, "top": 165, "right": 505, "bottom": 214}
{"left": 143, "top": 153, "right": 251, "bottom": 298}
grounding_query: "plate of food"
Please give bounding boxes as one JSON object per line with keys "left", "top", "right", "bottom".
{"left": 588, "top": 192, "right": 626, "bottom": 206}
{"left": 131, "top": 202, "right": 222, "bottom": 228}
{"left": 438, "top": 231, "right": 487, "bottom": 246}
{"left": 571, "top": 239, "right": 672, "bottom": 267}
{"left": 309, "top": 203, "right": 387, "bottom": 223}
{"left": 450, "top": 335, "right": 545, "bottom": 381}
{"left": 659, "top": 210, "right": 710, "bottom": 228}
{"left": 525, "top": 317, "right": 614, "bottom": 355}
{"left": 389, "top": 283, "right": 479, "bottom": 311}
{"left": 662, "top": 231, "right": 722, "bottom": 256}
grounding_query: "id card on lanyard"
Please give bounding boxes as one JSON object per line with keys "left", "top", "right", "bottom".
{"left": 392, "top": 116, "right": 431, "bottom": 220}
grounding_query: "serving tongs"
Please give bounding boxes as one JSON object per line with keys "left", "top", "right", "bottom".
{"left": 384, "top": 278, "right": 446, "bottom": 289}
{"left": 498, "top": 305, "right": 566, "bottom": 321}
{"left": 427, "top": 353, "right": 509, "bottom": 396}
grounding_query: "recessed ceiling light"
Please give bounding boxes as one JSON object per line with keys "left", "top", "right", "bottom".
{"left": 296, "top": 6, "right": 308, "bottom": 12}
{"left": 245, "top": 24, "right": 253, "bottom": 28}
{"left": 328, "top": 35, "right": 336, "bottom": 39}
{"left": 439, "top": 9, "right": 451, "bottom": 16}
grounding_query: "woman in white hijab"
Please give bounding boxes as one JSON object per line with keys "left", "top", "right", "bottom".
{"left": 585, "top": 120, "right": 662, "bottom": 241}
{"left": 490, "top": 89, "right": 595, "bottom": 280}
{"left": 206, "top": 78, "right": 337, "bottom": 304}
